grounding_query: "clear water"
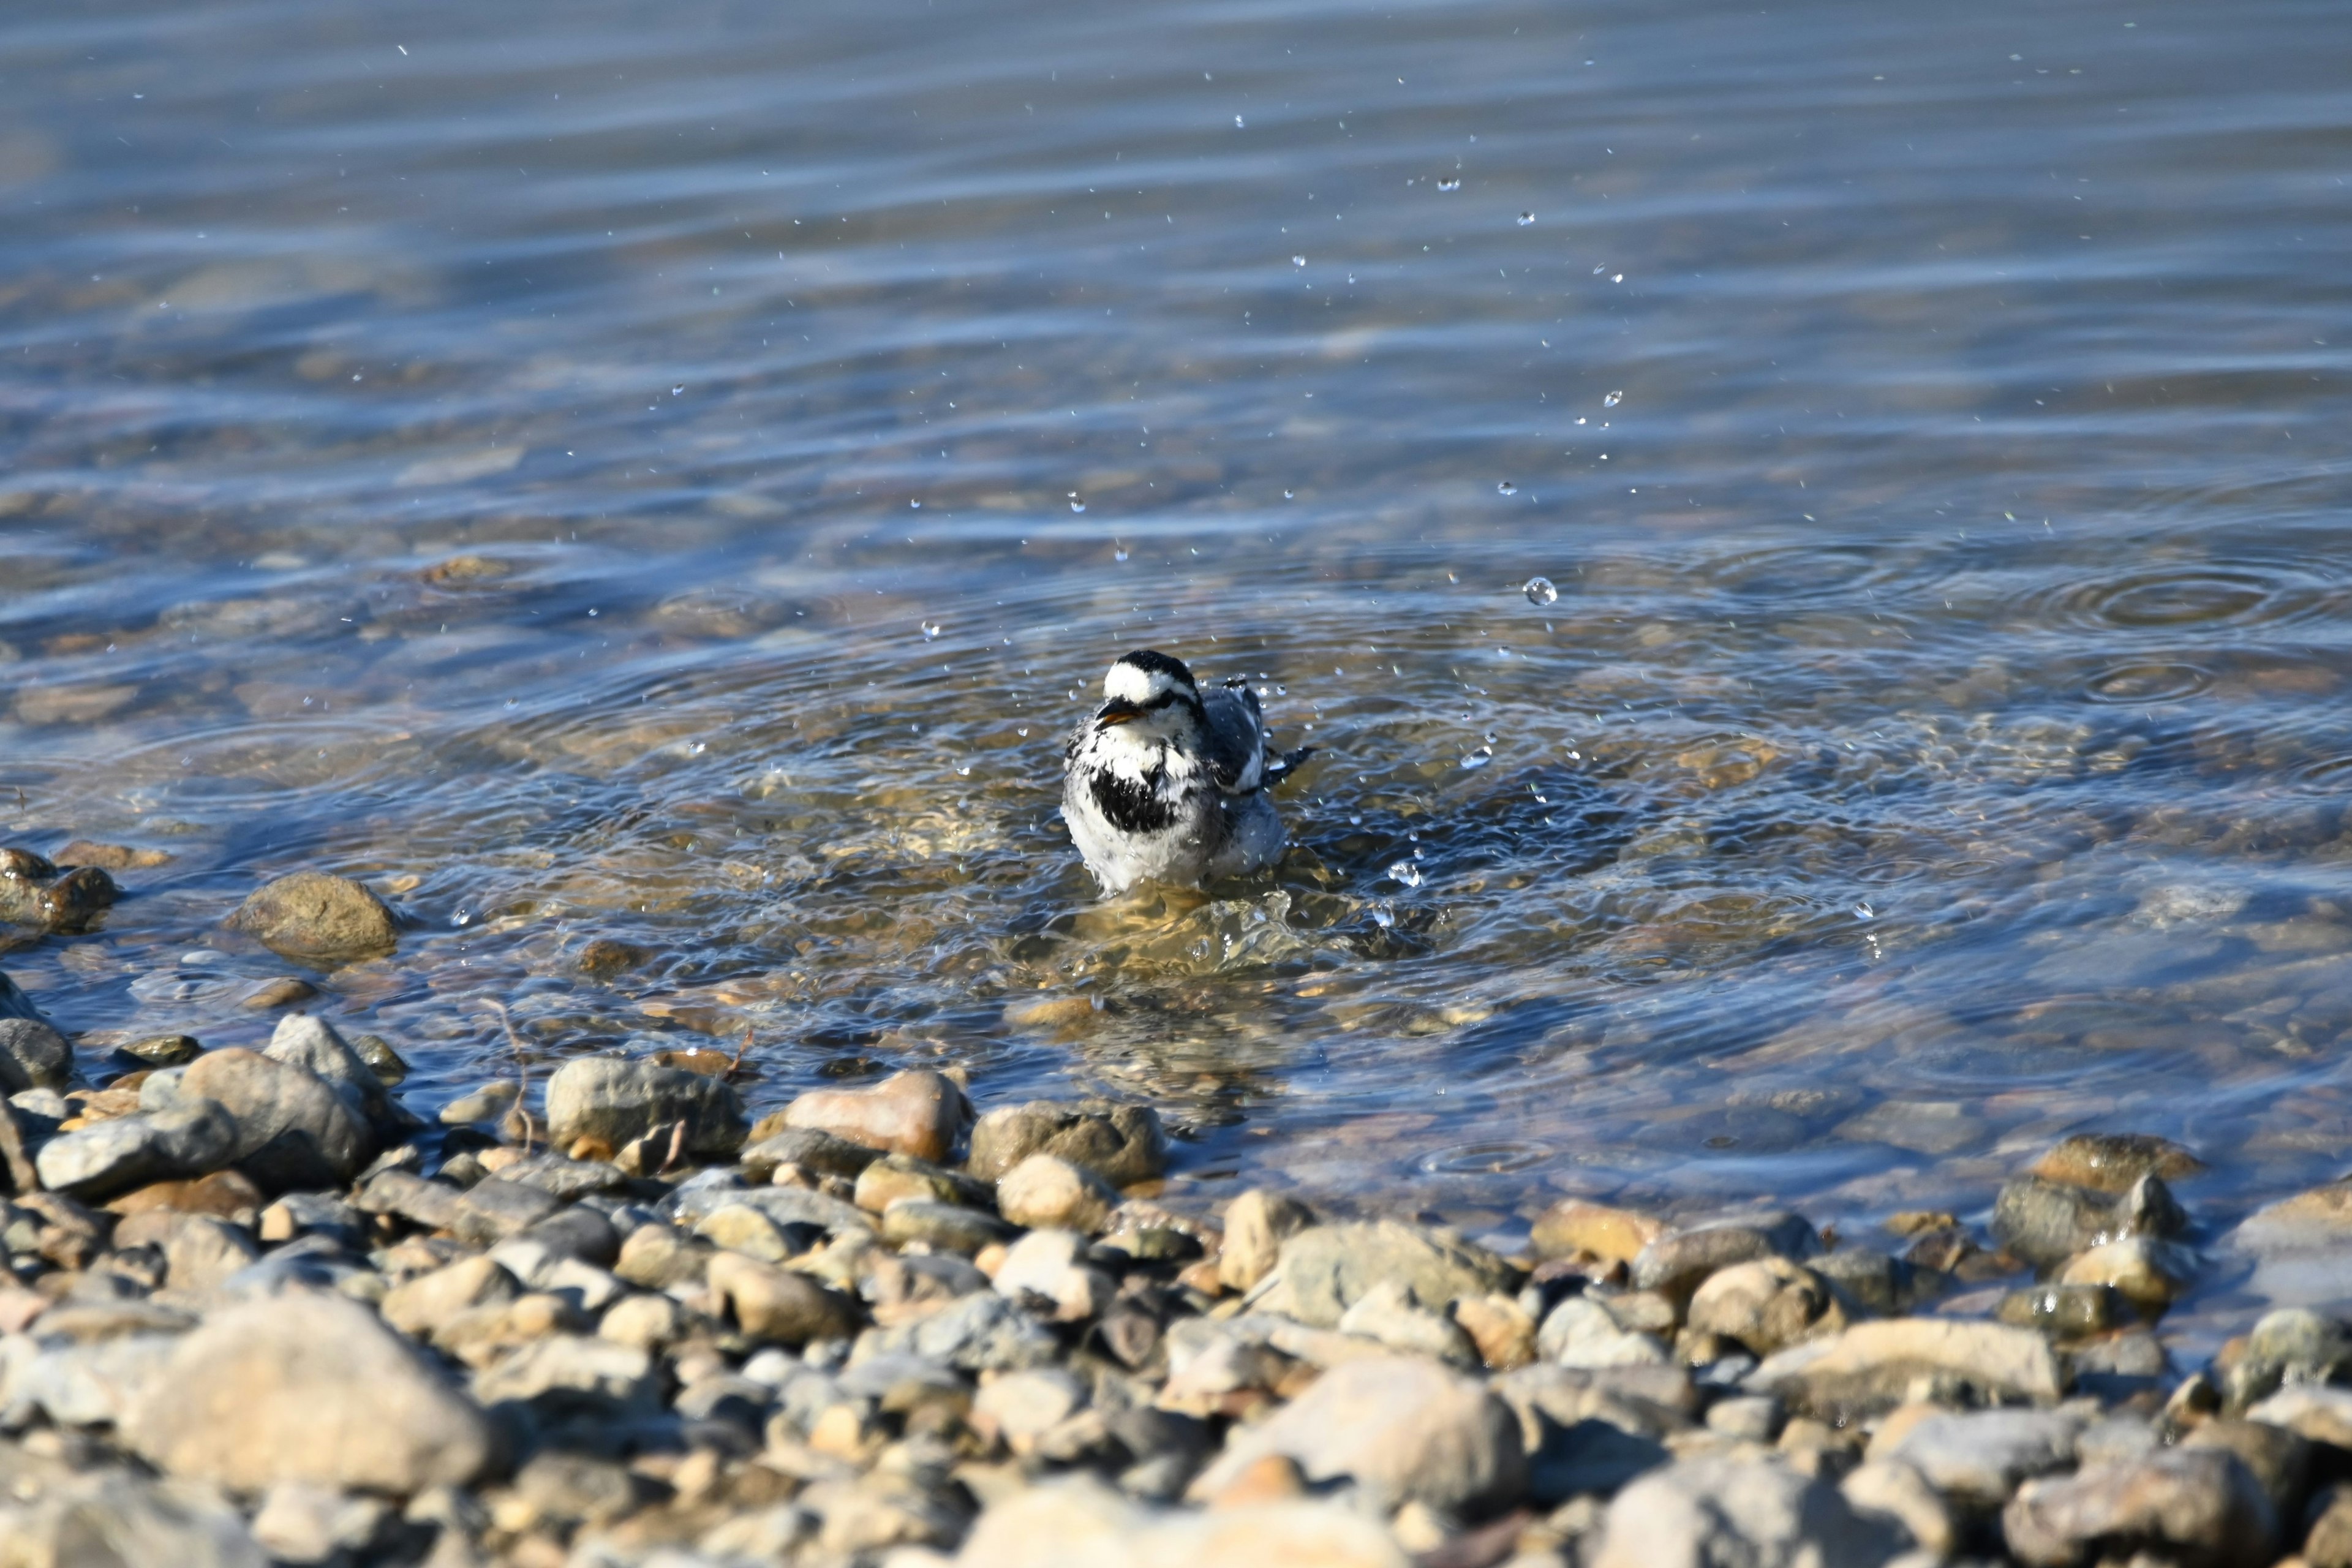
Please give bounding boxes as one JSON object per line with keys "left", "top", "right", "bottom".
{"left": 4, "top": 0, "right": 2351, "bottom": 1340}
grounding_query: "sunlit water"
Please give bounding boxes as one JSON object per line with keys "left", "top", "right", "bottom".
{"left": 4, "top": 0, "right": 2351, "bottom": 1346}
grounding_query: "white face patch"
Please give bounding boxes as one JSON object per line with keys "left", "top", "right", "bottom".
{"left": 1102, "top": 660, "right": 1189, "bottom": 706}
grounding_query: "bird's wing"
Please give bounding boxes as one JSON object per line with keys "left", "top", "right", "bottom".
{"left": 1199, "top": 681, "right": 1267, "bottom": 794}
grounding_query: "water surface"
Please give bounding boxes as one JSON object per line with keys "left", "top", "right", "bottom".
{"left": 4, "top": 0, "right": 2351, "bottom": 1343}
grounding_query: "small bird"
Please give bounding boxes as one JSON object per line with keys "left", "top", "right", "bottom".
{"left": 1061, "top": 649, "right": 1311, "bottom": 893}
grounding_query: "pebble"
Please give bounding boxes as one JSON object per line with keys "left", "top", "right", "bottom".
{"left": 1872, "top": 1406, "right": 2080, "bottom": 1507}
{"left": 2056, "top": 1232, "right": 2198, "bottom": 1310}
{"left": 1630, "top": 1212, "right": 1820, "bottom": 1298}
{"left": 1747, "top": 1317, "right": 2064, "bottom": 1419}
{"left": 1529, "top": 1197, "right": 1665, "bottom": 1264}
{"left": 995, "top": 1153, "right": 1118, "bottom": 1234}
{"left": 708, "top": 1250, "right": 862, "bottom": 1344}
{"left": 124, "top": 1291, "right": 494, "bottom": 1493}
{"left": 966, "top": 1098, "right": 1168, "bottom": 1185}
{"left": 1685, "top": 1256, "right": 1849, "bottom": 1357}
{"left": 1589, "top": 1453, "right": 1909, "bottom": 1568}
{"left": 1216, "top": 1188, "right": 1314, "bottom": 1292}
{"left": 2029, "top": 1131, "right": 2207, "bottom": 1192}
{"left": 33, "top": 1099, "right": 239, "bottom": 1200}
{"left": 1991, "top": 1172, "right": 2187, "bottom": 1269}
{"left": 782, "top": 1068, "right": 974, "bottom": 1163}
{"left": 0, "top": 1016, "right": 72, "bottom": 1092}
{"left": 959, "top": 1474, "right": 1410, "bottom": 1567}
{"left": 181, "top": 1047, "right": 375, "bottom": 1189}
{"left": 225, "top": 871, "right": 399, "bottom": 965}
{"left": 1247, "top": 1218, "right": 1514, "bottom": 1328}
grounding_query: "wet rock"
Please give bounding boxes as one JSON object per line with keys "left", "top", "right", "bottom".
{"left": 1217, "top": 1189, "right": 1314, "bottom": 1293}
{"left": 2225, "top": 1307, "right": 2352, "bottom": 1411}
{"left": 1747, "top": 1317, "right": 2065, "bottom": 1419}
{"left": 1996, "top": 1282, "right": 2120, "bottom": 1338}
{"left": 577, "top": 936, "right": 656, "bottom": 979}
{"left": 227, "top": 871, "right": 399, "bottom": 965}
{"left": 1687, "top": 1257, "right": 1849, "bottom": 1357}
{"left": 543, "top": 1054, "right": 747, "bottom": 1156}
{"left": 53, "top": 839, "right": 175, "bottom": 871}
{"left": 352, "top": 1033, "right": 408, "bottom": 1085}
{"left": 967, "top": 1098, "right": 1166, "bottom": 1185}
{"left": 740, "top": 1125, "right": 883, "bottom": 1182}
{"left": 1809, "top": 1249, "right": 1915, "bottom": 1317}
{"left": 1188, "top": 1354, "right": 1525, "bottom": 1517}
{"left": 181, "top": 1047, "right": 374, "bottom": 1189}
{"left": 264, "top": 1013, "right": 415, "bottom": 1141}
{"left": 1530, "top": 1197, "right": 1667, "bottom": 1265}
{"left": 125, "top": 1289, "right": 494, "bottom": 1493}
{"left": 113, "top": 1033, "right": 201, "bottom": 1069}
{"left": 2030, "top": 1132, "right": 2206, "bottom": 1193}
{"left": 782, "top": 1069, "right": 973, "bottom": 1163}
{"left": 1991, "top": 1172, "right": 2185, "bottom": 1269}
{"left": 1874, "top": 1408, "right": 2079, "bottom": 1508}
{"left": 239, "top": 976, "right": 317, "bottom": 1011}
{"left": 2056, "top": 1234, "right": 2197, "bottom": 1311}
{"left": 1631, "top": 1212, "right": 1820, "bottom": 1299}
{"left": 1537, "top": 1296, "right": 1671, "bottom": 1368}
{"left": 1246, "top": 1219, "right": 1515, "bottom": 1328}
{"left": 709, "top": 1250, "right": 862, "bottom": 1345}
{"left": 32, "top": 1101, "right": 238, "bottom": 1200}
{"left": 1590, "top": 1453, "right": 1909, "bottom": 1568}
{"left": 997, "top": 1153, "right": 1118, "bottom": 1234}
{"left": 0, "top": 856, "right": 118, "bottom": 932}
{"left": 2228, "top": 1185, "right": 2352, "bottom": 1310}
{"left": 2003, "top": 1447, "right": 2276, "bottom": 1568}
{"left": 0, "top": 1016, "right": 70, "bottom": 1093}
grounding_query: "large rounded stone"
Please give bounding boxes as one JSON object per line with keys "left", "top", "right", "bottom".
{"left": 997, "top": 1153, "right": 1119, "bottom": 1234}
{"left": 782, "top": 1069, "right": 971, "bottom": 1163}
{"left": 1247, "top": 1219, "right": 1515, "bottom": 1328}
{"left": 2004, "top": 1448, "right": 2275, "bottom": 1568}
{"left": 1747, "top": 1317, "right": 2065, "bottom": 1420}
{"left": 34, "top": 1101, "right": 239, "bottom": 1201}
{"left": 180, "top": 1048, "right": 374, "bottom": 1189}
{"left": 124, "top": 1291, "right": 495, "bottom": 1494}
{"left": 1185, "top": 1355, "right": 1526, "bottom": 1517}
{"left": 228, "top": 872, "right": 399, "bottom": 965}
{"left": 967, "top": 1099, "right": 1166, "bottom": 1185}
{"left": 0, "top": 1016, "right": 71, "bottom": 1092}
{"left": 1592, "top": 1454, "right": 1909, "bottom": 1568}
{"left": 543, "top": 1055, "right": 746, "bottom": 1158}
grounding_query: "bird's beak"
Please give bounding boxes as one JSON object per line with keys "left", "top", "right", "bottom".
{"left": 1094, "top": 699, "right": 1144, "bottom": 729}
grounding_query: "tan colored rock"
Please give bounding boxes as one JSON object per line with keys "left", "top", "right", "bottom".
{"left": 227, "top": 871, "right": 399, "bottom": 965}
{"left": 695, "top": 1204, "right": 796, "bottom": 1262}
{"left": 1531, "top": 1198, "right": 1666, "bottom": 1265}
{"left": 997, "top": 1153, "right": 1118, "bottom": 1235}
{"left": 1248, "top": 1219, "right": 1514, "bottom": 1329}
{"left": 1747, "top": 1317, "right": 2065, "bottom": 1419}
{"left": 707, "top": 1250, "right": 862, "bottom": 1345}
{"left": 781, "top": 1069, "right": 971, "bottom": 1163}
{"left": 125, "top": 1291, "right": 493, "bottom": 1494}
{"left": 1451, "top": 1292, "right": 1537, "bottom": 1371}
{"left": 597, "top": 1292, "right": 684, "bottom": 1351}
{"left": 967, "top": 1099, "right": 1167, "bottom": 1185}
{"left": 382, "top": 1255, "right": 522, "bottom": 1339}
{"left": 2057, "top": 1235, "right": 2197, "bottom": 1311}
{"left": 1687, "top": 1257, "right": 1849, "bottom": 1357}
{"left": 958, "top": 1477, "right": 1409, "bottom": 1567}
{"left": 105, "top": 1169, "right": 263, "bottom": 1225}
{"left": 1218, "top": 1189, "right": 1315, "bottom": 1293}
{"left": 112, "top": 1210, "right": 260, "bottom": 1295}
{"left": 2030, "top": 1132, "right": 2206, "bottom": 1193}
{"left": 2004, "top": 1448, "right": 2275, "bottom": 1568}
{"left": 614, "top": 1222, "right": 707, "bottom": 1289}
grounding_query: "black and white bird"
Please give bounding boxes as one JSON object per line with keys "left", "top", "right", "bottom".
{"left": 1061, "top": 649, "right": 1311, "bottom": 893}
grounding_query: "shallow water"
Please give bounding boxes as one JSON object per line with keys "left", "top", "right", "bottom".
{"left": 4, "top": 0, "right": 2351, "bottom": 1341}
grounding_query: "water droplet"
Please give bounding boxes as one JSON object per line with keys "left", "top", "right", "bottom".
{"left": 921, "top": 620, "right": 941, "bottom": 640}
{"left": 1017, "top": 727, "right": 1030, "bottom": 737}
{"left": 1604, "top": 389, "right": 1623, "bottom": 407}
{"left": 1437, "top": 177, "right": 1460, "bottom": 192}
{"left": 1517, "top": 211, "right": 1535, "bottom": 225}
{"left": 956, "top": 764, "right": 971, "bottom": 776}
{"left": 1853, "top": 901, "right": 1875, "bottom": 921}
{"left": 1349, "top": 814, "right": 1363, "bottom": 826}
{"left": 1283, "top": 489, "right": 1295, "bottom": 500}
{"left": 1523, "top": 575, "right": 1559, "bottom": 606}
{"left": 671, "top": 385, "right": 684, "bottom": 396}
{"left": 1611, "top": 273, "right": 1623, "bottom": 283}
{"left": 1292, "top": 255, "right": 1306, "bottom": 268}
{"left": 1593, "top": 264, "right": 1606, "bottom": 274}
{"left": 1234, "top": 115, "right": 1245, "bottom": 127}
{"left": 910, "top": 499, "right": 922, "bottom": 508}
{"left": 1496, "top": 481, "right": 1518, "bottom": 496}
{"left": 1387, "top": 860, "right": 1423, "bottom": 888}
{"left": 1371, "top": 905, "right": 1395, "bottom": 928}
{"left": 1460, "top": 749, "right": 1491, "bottom": 769}
{"left": 1114, "top": 546, "right": 1128, "bottom": 561}
{"left": 1068, "top": 492, "right": 1086, "bottom": 513}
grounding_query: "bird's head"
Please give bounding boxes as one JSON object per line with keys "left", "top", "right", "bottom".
{"left": 1091, "top": 649, "right": 1205, "bottom": 746}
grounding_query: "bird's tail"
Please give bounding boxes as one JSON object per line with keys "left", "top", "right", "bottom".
{"left": 1267, "top": 745, "right": 1318, "bottom": 788}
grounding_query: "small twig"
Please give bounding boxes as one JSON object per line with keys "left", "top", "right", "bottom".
{"left": 659, "top": 1118, "right": 687, "bottom": 1176}
{"left": 483, "top": 998, "right": 535, "bottom": 1153}
{"left": 726, "top": 1022, "right": 753, "bottom": 1080}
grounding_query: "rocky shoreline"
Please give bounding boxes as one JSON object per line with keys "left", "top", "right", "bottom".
{"left": 3, "top": 867, "right": 2352, "bottom": 1566}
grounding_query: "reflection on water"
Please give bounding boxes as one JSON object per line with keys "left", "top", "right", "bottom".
{"left": 4, "top": 0, "right": 2352, "bottom": 1344}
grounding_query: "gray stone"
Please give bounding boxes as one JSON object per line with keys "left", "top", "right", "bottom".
{"left": 2003, "top": 1447, "right": 2276, "bottom": 1568}
{"left": 1246, "top": 1219, "right": 1516, "bottom": 1328}
{"left": 1879, "top": 1408, "right": 2080, "bottom": 1508}
{"left": 0, "top": 1466, "right": 266, "bottom": 1568}
{"left": 1991, "top": 1172, "right": 2186, "bottom": 1269}
{"left": 1809, "top": 1249, "right": 1914, "bottom": 1317}
{"left": 2224, "top": 1306, "right": 2352, "bottom": 1411}
{"left": 450, "top": 1177, "right": 564, "bottom": 1245}
{"left": 1336, "top": 1278, "right": 1482, "bottom": 1366}
{"left": 2246, "top": 1383, "right": 2352, "bottom": 1448}
{"left": 1687, "top": 1257, "right": 1849, "bottom": 1357}
{"left": 739, "top": 1125, "right": 883, "bottom": 1182}
{"left": 227, "top": 872, "right": 399, "bottom": 965}
{"left": 439, "top": 1081, "right": 518, "bottom": 1126}
{"left": 880, "top": 1197, "right": 1014, "bottom": 1254}
{"left": 263, "top": 1013, "right": 416, "bottom": 1141}
{"left": 1537, "top": 1296, "right": 1672, "bottom": 1369}
{"left": 995, "top": 1153, "right": 1120, "bottom": 1234}
{"left": 1589, "top": 1453, "right": 1909, "bottom": 1567}
{"left": 113, "top": 1210, "right": 262, "bottom": 1294}
{"left": 1841, "top": 1459, "right": 1956, "bottom": 1558}
{"left": 707, "top": 1251, "right": 862, "bottom": 1346}
{"left": 496, "top": 1150, "right": 630, "bottom": 1200}
{"left": 1219, "top": 1189, "right": 1316, "bottom": 1293}
{"left": 180, "top": 1047, "right": 374, "bottom": 1189}
{"left": 0, "top": 1016, "right": 70, "bottom": 1092}
{"left": 1631, "top": 1213, "right": 1821, "bottom": 1298}
{"left": 866, "top": 1289, "right": 1056, "bottom": 1372}
{"left": 351, "top": 1167, "right": 462, "bottom": 1231}
{"left": 957, "top": 1476, "right": 1409, "bottom": 1568}
{"left": 473, "top": 1334, "right": 658, "bottom": 1414}
{"left": 1188, "top": 1354, "right": 1526, "bottom": 1517}
{"left": 250, "top": 1482, "right": 391, "bottom": 1564}
{"left": 967, "top": 1099, "right": 1168, "bottom": 1185}
{"left": 0, "top": 1332, "right": 184, "bottom": 1429}
{"left": 543, "top": 1054, "right": 747, "bottom": 1157}
{"left": 124, "top": 1291, "right": 494, "bottom": 1493}
{"left": 2182, "top": 1418, "right": 2310, "bottom": 1521}
{"left": 33, "top": 1101, "right": 239, "bottom": 1200}
{"left": 662, "top": 1174, "right": 870, "bottom": 1236}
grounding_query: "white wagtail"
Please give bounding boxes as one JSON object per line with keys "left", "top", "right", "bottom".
{"left": 1061, "top": 649, "right": 1312, "bottom": 893}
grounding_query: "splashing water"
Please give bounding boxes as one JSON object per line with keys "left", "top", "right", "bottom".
{"left": 1523, "top": 575, "right": 1559, "bottom": 606}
